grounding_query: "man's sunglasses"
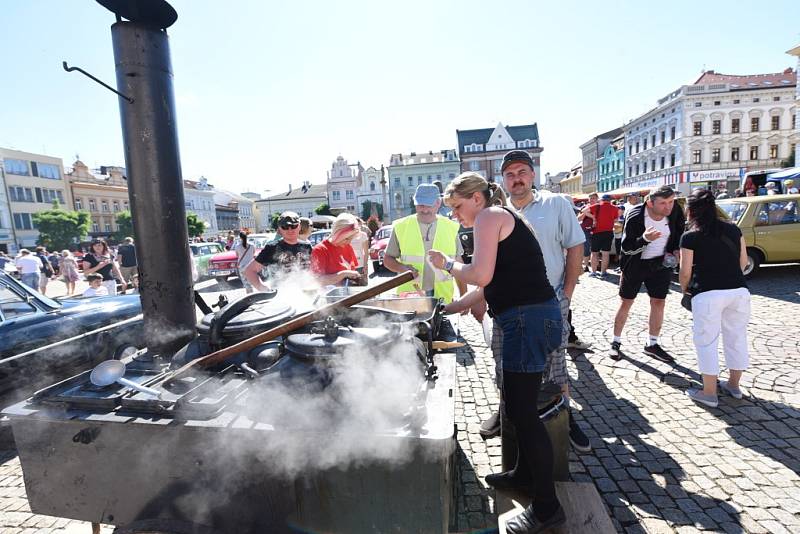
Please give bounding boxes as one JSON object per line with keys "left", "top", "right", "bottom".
{"left": 280, "top": 223, "right": 299, "bottom": 230}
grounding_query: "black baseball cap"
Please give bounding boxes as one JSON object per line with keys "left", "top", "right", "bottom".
{"left": 278, "top": 211, "right": 300, "bottom": 227}
{"left": 501, "top": 150, "right": 535, "bottom": 173}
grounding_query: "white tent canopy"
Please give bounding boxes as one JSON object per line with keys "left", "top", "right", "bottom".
{"left": 767, "top": 167, "right": 800, "bottom": 180}
{"left": 310, "top": 215, "right": 336, "bottom": 227}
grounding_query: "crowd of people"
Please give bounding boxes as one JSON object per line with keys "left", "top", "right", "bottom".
{"left": 0, "top": 148, "right": 759, "bottom": 532}
{"left": 1, "top": 237, "right": 140, "bottom": 298}
{"left": 418, "top": 150, "right": 753, "bottom": 533}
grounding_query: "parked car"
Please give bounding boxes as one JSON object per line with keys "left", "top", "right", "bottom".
{"left": 308, "top": 230, "right": 331, "bottom": 247}
{"left": 0, "top": 271, "right": 145, "bottom": 399}
{"left": 368, "top": 225, "right": 393, "bottom": 272}
{"left": 717, "top": 194, "right": 800, "bottom": 276}
{"left": 207, "top": 233, "right": 276, "bottom": 284}
{"left": 189, "top": 242, "right": 225, "bottom": 280}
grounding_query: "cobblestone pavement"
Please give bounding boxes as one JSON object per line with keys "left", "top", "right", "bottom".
{"left": 1, "top": 266, "right": 798, "bottom": 532}
{"left": 449, "top": 263, "right": 800, "bottom": 533}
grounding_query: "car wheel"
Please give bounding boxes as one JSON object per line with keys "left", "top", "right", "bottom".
{"left": 215, "top": 276, "right": 229, "bottom": 286}
{"left": 744, "top": 248, "right": 761, "bottom": 278}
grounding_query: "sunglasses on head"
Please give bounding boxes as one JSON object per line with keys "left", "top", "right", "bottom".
{"left": 280, "top": 222, "right": 299, "bottom": 230}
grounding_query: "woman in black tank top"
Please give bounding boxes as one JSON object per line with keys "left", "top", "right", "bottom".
{"left": 429, "top": 172, "right": 565, "bottom": 532}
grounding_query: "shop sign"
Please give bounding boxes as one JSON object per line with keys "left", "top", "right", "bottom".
{"left": 689, "top": 168, "right": 744, "bottom": 182}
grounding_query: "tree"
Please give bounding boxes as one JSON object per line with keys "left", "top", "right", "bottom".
{"left": 781, "top": 152, "right": 795, "bottom": 168}
{"left": 271, "top": 213, "right": 280, "bottom": 230}
{"left": 186, "top": 213, "right": 206, "bottom": 237}
{"left": 315, "top": 203, "right": 332, "bottom": 216}
{"left": 33, "top": 202, "right": 91, "bottom": 251}
{"left": 115, "top": 210, "right": 206, "bottom": 239}
{"left": 361, "top": 200, "right": 383, "bottom": 221}
{"left": 114, "top": 210, "right": 134, "bottom": 242}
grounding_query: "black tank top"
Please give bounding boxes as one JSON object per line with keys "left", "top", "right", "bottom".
{"left": 484, "top": 207, "right": 555, "bottom": 315}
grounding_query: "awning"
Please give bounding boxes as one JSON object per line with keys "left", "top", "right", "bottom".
{"left": 767, "top": 167, "right": 800, "bottom": 180}
{"left": 604, "top": 185, "right": 654, "bottom": 197}
{"left": 311, "top": 215, "right": 336, "bottom": 224}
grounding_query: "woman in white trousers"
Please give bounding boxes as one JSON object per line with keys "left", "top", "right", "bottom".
{"left": 679, "top": 188, "right": 751, "bottom": 408}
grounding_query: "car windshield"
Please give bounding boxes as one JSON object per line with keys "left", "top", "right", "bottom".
{"left": 1, "top": 272, "right": 60, "bottom": 309}
{"left": 718, "top": 202, "right": 747, "bottom": 223}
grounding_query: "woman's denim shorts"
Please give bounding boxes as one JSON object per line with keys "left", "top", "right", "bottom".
{"left": 495, "top": 298, "right": 563, "bottom": 373}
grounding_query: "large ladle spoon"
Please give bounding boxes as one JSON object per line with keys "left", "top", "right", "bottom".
{"left": 90, "top": 360, "right": 161, "bottom": 397}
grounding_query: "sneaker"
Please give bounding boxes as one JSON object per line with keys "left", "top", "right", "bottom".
{"left": 588, "top": 272, "right": 599, "bottom": 278}
{"left": 643, "top": 343, "right": 675, "bottom": 363}
{"left": 720, "top": 380, "right": 743, "bottom": 399}
{"left": 506, "top": 504, "right": 566, "bottom": 534}
{"left": 568, "top": 412, "right": 592, "bottom": 453}
{"left": 566, "top": 339, "right": 592, "bottom": 351}
{"left": 598, "top": 272, "right": 608, "bottom": 280}
{"left": 485, "top": 470, "right": 534, "bottom": 495}
{"left": 609, "top": 341, "right": 623, "bottom": 361}
{"left": 686, "top": 388, "right": 719, "bottom": 408}
{"left": 479, "top": 411, "right": 501, "bottom": 439}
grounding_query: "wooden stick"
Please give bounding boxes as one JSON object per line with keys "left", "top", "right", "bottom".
{"left": 164, "top": 272, "right": 414, "bottom": 384}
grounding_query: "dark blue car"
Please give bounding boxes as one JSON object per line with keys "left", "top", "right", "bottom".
{"left": 0, "top": 271, "right": 145, "bottom": 399}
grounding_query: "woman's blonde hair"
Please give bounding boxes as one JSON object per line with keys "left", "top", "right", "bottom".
{"left": 330, "top": 212, "right": 360, "bottom": 242}
{"left": 444, "top": 172, "right": 506, "bottom": 207}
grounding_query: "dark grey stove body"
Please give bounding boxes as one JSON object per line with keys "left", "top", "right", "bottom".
{"left": 4, "top": 296, "right": 459, "bottom": 533}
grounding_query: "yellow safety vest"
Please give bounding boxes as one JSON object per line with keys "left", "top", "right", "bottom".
{"left": 392, "top": 214, "right": 460, "bottom": 303}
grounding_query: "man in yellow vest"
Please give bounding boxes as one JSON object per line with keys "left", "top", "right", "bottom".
{"left": 384, "top": 183, "right": 466, "bottom": 303}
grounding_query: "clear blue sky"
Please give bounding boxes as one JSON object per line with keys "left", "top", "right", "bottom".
{"left": 2, "top": 0, "right": 798, "bottom": 193}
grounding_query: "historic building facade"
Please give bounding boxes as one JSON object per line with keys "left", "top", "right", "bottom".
{"left": 0, "top": 147, "right": 72, "bottom": 251}
{"left": 183, "top": 177, "right": 218, "bottom": 234}
{"left": 558, "top": 163, "right": 583, "bottom": 195}
{"left": 625, "top": 68, "right": 798, "bottom": 194}
{"left": 580, "top": 127, "right": 623, "bottom": 193}
{"left": 456, "top": 123, "right": 542, "bottom": 183}
{"left": 387, "top": 149, "right": 460, "bottom": 219}
{"left": 597, "top": 134, "right": 625, "bottom": 192}
{"left": 327, "top": 156, "right": 362, "bottom": 213}
{"left": 67, "top": 160, "right": 129, "bottom": 241}
{"left": 254, "top": 183, "right": 328, "bottom": 230}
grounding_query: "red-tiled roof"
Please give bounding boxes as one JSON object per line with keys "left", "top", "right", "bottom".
{"left": 693, "top": 68, "right": 796, "bottom": 89}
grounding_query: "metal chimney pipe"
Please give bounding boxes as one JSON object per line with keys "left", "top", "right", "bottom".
{"left": 110, "top": 21, "right": 195, "bottom": 355}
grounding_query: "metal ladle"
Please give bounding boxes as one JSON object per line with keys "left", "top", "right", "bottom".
{"left": 90, "top": 360, "right": 162, "bottom": 397}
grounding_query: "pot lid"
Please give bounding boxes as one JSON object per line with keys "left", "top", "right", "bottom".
{"left": 285, "top": 317, "right": 398, "bottom": 359}
{"left": 198, "top": 299, "right": 296, "bottom": 336}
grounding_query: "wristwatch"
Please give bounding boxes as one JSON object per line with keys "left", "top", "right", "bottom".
{"left": 444, "top": 259, "right": 455, "bottom": 273}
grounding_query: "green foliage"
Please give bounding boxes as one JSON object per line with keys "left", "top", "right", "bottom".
{"left": 781, "top": 152, "right": 795, "bottom": 168}
{"left": 271, "top": 213, "right": 280, "bottom": 230}
{"left": 315, "top": 203, "right": 332, "bottom": 216}
{"left": 361, "top": 200, "right": 383, "bottom": 221}
{"left": 33, "top": 202, "right": 91, "bottom": 251}
{"left": 114, "top": 210, "right": 134, "bottom": 242}
{"left": 116, "top": 210, "right": 206, "bottom": 239}
{"left": 186, "top": 213, "right": 206, "bottom": 237}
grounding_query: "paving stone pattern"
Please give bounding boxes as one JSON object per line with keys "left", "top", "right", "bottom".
{"left": 1, "top": 267, "right": 798, "bottom": 533}
{"left": 449, "top": 265, "right": 800, "bottom": 533}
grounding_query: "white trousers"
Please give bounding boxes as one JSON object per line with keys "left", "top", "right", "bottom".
{"left": 102, "top": 279, "right": 118, "bottom": 296}
{"left": 691, "top": 287, "right": 750, "bottom": 376}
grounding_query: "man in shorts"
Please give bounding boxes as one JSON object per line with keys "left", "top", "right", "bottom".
{"left": 611, "top": 186, "right": 685, "bottom": 363}
{"left": 587, "top": 194, "right": 618, "bottom": 279}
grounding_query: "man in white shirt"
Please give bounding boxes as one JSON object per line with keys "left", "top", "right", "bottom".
{"left": 611, "top": 186, "right": 685, "bottom": 363}
{"left": 15, "top": 249, "right": 41, "bottom": 291}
